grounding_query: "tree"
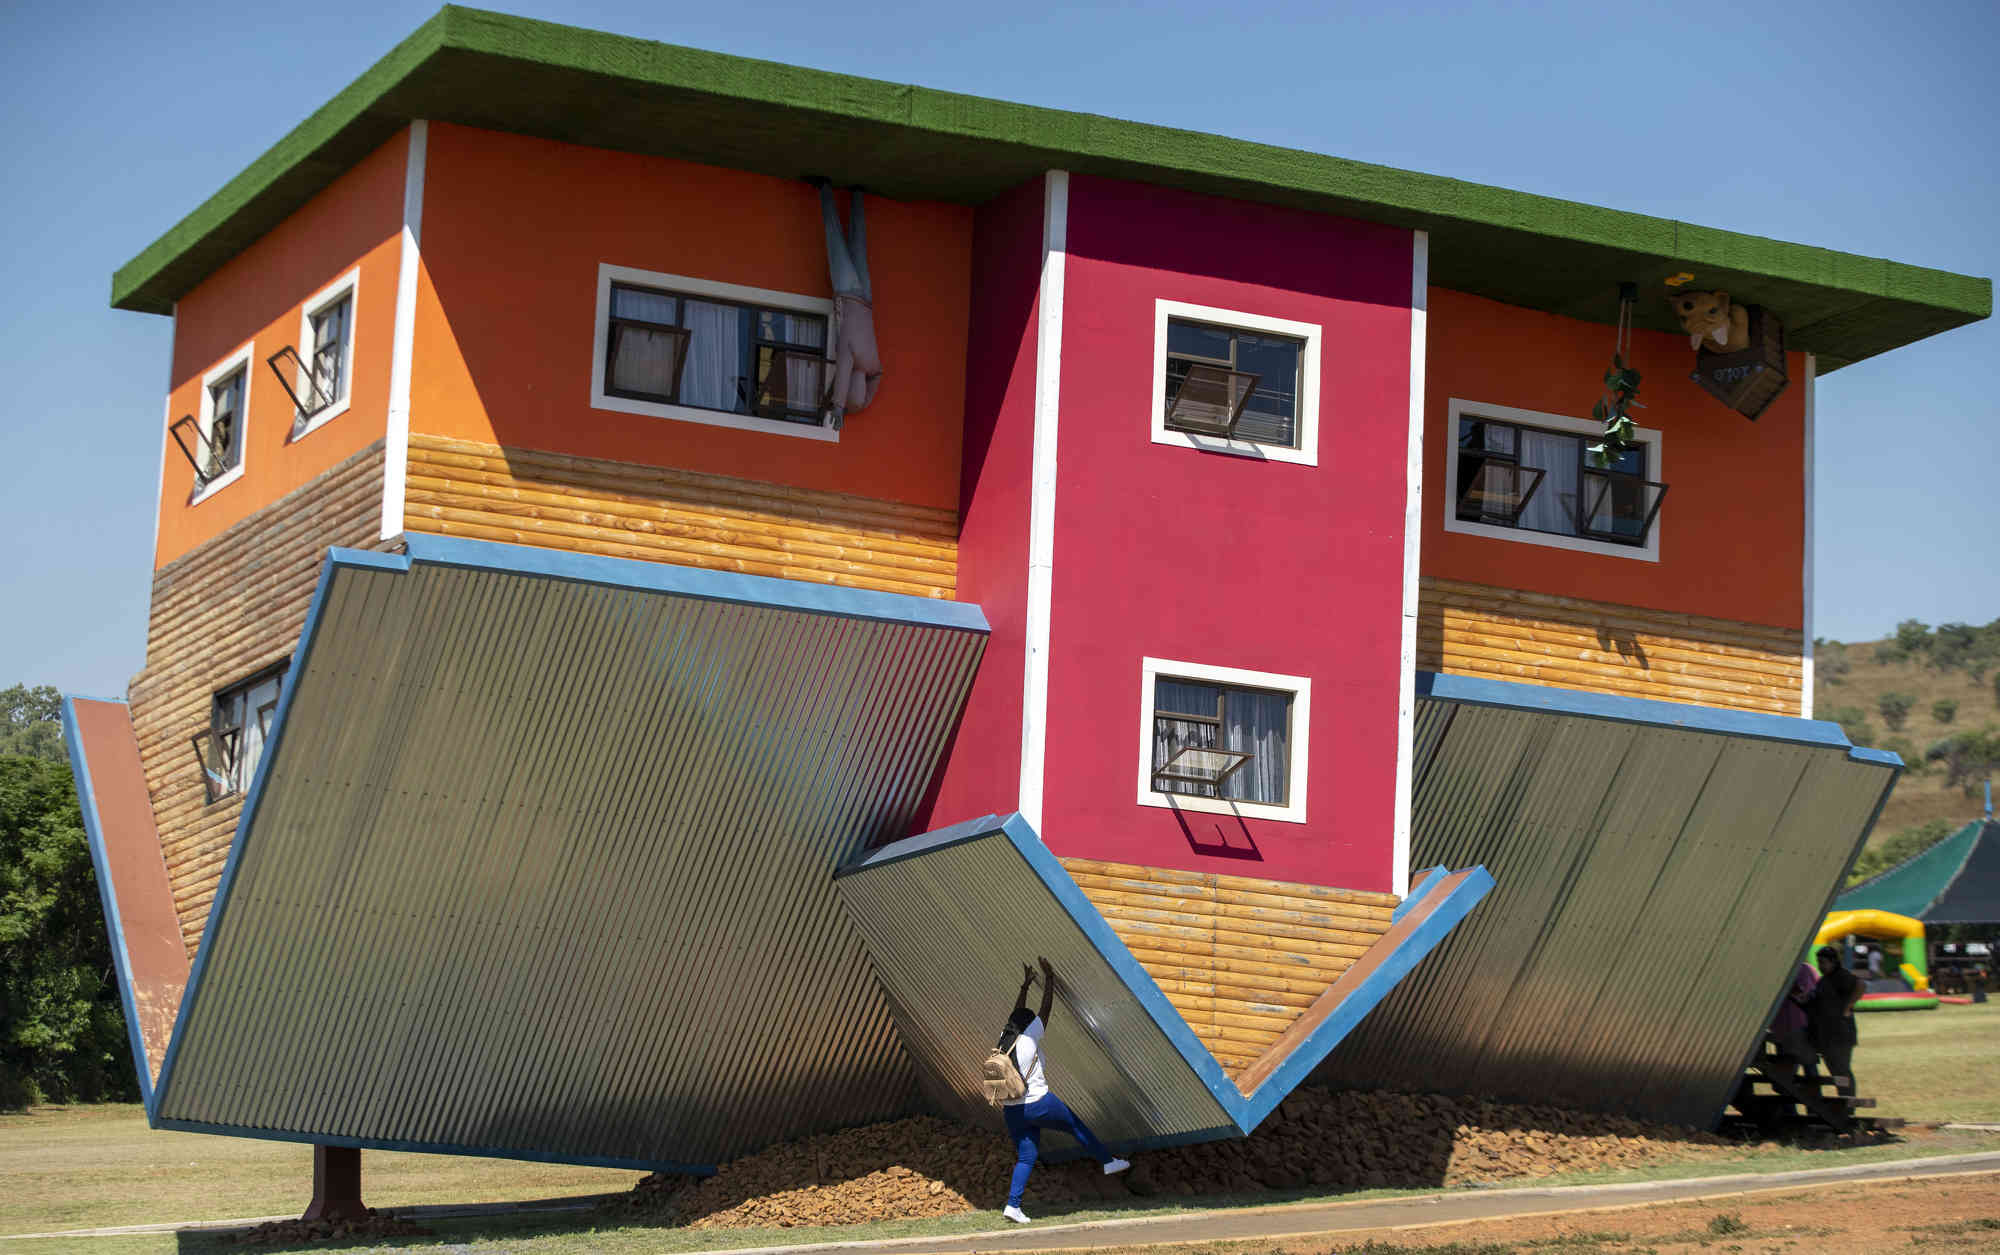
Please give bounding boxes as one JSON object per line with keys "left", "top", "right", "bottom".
{"left": 0, "top": 755, "right": 135, "bottom": 1108}
{"left": 1934, "top": 699, "right": 1959, "bottom": 725}
{"left": 1878, "top": 691, "right": 1916, "bottom": 731}
{"left": 1846, "top": 819, "right": 1958, "bottom": 886}
{"left": 1895, "top": 619, "right": 1933, "bottom": 656}
{"left": 0, "top": 685, "right": 64, "bottom": 763}
{"left": 1926, "top": 728, "right": 2000, "bottom": 792}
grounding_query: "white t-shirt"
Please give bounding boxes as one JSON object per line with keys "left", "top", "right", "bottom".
{"left": 1002, "top": 1016, "right": 1049, "bottom": 1105}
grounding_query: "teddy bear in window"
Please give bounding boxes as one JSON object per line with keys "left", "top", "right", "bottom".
{"left": 1668, "top": 290, "right": 1751, "bottom": 354}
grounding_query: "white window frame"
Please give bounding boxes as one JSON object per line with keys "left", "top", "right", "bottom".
{"left": 1150, "top": 299, "right": 1321, "bottom": 466}
{"left": 191, "top": 342, "right": 254, "bottom": 504}
{"left": 291, "top": 266, "right": 359, "bottom": 440}
{"left": 589, "top": 262, "right": 840, "bottom": 444}
{"left": 1444, "top": 397, "right": 1664, "bottom": 562}
{"left": 1135, "top": 656, "right": 1312, "bottom": 825}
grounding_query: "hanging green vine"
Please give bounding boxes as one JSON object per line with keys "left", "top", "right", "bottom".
{"left": 1588, "top": 286, "right": 1642, "bottom": 467}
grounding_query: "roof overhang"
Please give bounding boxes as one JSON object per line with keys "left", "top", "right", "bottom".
{"left": 112, "top": 7, "right": 1988, "bottom": 371}
{"left": 150, "top": 535, "right": 988, "bottom": 1169}
{"left": 1314, "top": 672, "right": 1903, "bottom": 1128}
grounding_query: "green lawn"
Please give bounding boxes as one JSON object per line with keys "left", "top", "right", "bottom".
{"left": 3, "top": 1000, "right": 1996, "bottom": 1253}
{"left": 1851, "top": 999, "right": 2000, "bottom": 1122}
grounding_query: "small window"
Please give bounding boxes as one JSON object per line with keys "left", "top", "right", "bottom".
{"left": 1163, "top": 318, "right": 1303, "bottom": 447}
{"left": 1137, "top": 658, "right": 1311, "bottom": 823}
{"left": 605, "top": 282, "right": 831, "bottom": 426}
{"left": 1454, "top": 413, "right": 1666, "bottom": 548}
{"left": 272, "top": 269, "right": 359, "bottom": 439}
{"left": 192, "top": 663, "right": 287, "bottom": 804}
{"left": 1151, "top": 301, "right": 1322, "bottom": 466}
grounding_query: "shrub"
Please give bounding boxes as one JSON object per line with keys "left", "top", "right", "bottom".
{"left": 1826, "top": 706, "right": 1875, "bottom": 746}
{"left": 1926, "top": 727, "right": 2000, "bottom": 790}
{"left": 1878, "top": 691, "right": 1916, "bottom": 731}
{"left": 1875, "top": 643, "right": 1909, "bottom": 665}
{"left": 1896, "top": 619, "right": 1933, "bottom": 655}
{"left": 1934, "top": 699, "right": 1959, "bottom": 724}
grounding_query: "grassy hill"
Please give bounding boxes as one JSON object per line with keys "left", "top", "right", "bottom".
{"left": 1814, "top": 620, "right": 2000, "bottom": 843}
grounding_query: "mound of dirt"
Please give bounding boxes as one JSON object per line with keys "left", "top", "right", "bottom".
{"left": 620, "top": 1086, "right": 1750, "bottom": 1228}
{"left": 227, "top": 1212, "right": 433, "bottom": 1244}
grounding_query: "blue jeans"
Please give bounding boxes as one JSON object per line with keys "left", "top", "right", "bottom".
{"left": 1003, "top": 1093, "right": 1114, "bottom": 1207}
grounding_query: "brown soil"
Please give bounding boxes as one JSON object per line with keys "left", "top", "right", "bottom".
{"left": 225, "top": 1211, "right": 433, "bottom": 1245}
{"left": 1227, "top": 1169, "right": 2000, "bottom": 1253}
{"left": 618, "top": 1087, "right": 1779, "bottom": 1229}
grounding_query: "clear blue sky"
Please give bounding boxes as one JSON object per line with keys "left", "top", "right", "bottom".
{"left": 1, "top": 0, "right": 1994, "bottom": 696}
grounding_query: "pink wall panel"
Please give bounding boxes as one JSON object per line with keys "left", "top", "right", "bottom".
{"left": 1040, "top": 175, "right": 1414, "bottom": 891}
{"left": 916, "top": 177, "right": 1048, "bottom": 834}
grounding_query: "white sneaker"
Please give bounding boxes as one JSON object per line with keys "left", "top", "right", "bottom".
{"left": 1003, "top": 1205, "right": 1031, "bottom": 1224}
{"left": 1102, "top": 1157, "right": 1131, "bottom": 1175}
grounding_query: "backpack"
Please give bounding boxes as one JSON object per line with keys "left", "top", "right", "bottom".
{"left": 981, "top": 1033, "right": 1026, "bottom": 1105}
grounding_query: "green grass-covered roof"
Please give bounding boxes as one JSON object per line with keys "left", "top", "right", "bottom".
{"left": 112, "top": 6, "right": 1990, "bottom": 369}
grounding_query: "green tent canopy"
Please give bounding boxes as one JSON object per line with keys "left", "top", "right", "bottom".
{"left": 1837, "top": 819, "right": 2000, "bottom": 925}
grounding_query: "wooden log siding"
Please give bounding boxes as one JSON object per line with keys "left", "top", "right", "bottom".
{"left": 127, "top": 444, "right": 390, "bottom": 956}
{"left": 402, "top": 434, "right": 959, "bottom": 599}
{"left": 1416, "top": 577, "right": 1805, "bottom": 716}
{"left": 1060, "top": 858, "right": 1398, "bottom": 1082}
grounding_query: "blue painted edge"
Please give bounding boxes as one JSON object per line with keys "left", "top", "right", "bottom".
{"left": 152, "top": 548, "right": 376, "bottom": 1116}
{"left": 1392, "top": 867, "right": 1448, "bottom": 923}
{"left": 399, "top": 533, "right": 990, "bottom": 635}
{"left": 1416, "top": 671, "right": 1855, "bottom": 751}
{"left": 152, "top": 1117, "right": 716, "bottom": 1176}
{"left": 833, "top": 814, "right": 1004, "bottom": 879}
{"left": 991, "top": 813, "right": 1248, "bottom": 1126}
{"left": 1240, "top": 865, "right": 1496, "bottom": 1129}
{"left": 1849, "top": 746, "right": 1904, "bottom": 768}
{"left": 60, "top": 697, "right": 156, "bottom": 1116}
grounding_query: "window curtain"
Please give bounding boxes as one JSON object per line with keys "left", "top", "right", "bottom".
{"left": 235, "top": 672, "right": 284, "bottom": 792}
{"left": 609, "top": 288, "right": 681, "bottom": 397}
{"left": 682, "top": 300, "right": 745, "bottom": 411}
{"left": 1517, "top": 429, "right": 1578, "bottom": 535}
{"left": 1220, "top": 688, "right": 1289, "bottom": 804}
{"left": 1153, "top": 679, "right": 1219, "bottom": 798}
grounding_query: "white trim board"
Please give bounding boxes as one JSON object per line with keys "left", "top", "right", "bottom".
{"left": 1148, "top": 299, "right": 1322, "bottom": 466}
{"left": 1391, "top": 230, "right": 1428, "bottom": 898}
{"left": 1135, "top": 656, "right": 1312, "bottom": 825}
{"left": 381, "top": 119, "right": 426, "bottom": 542}
{"left": 1801, "top": 353, "right": 1816, "bottom": 719}
{"left": 588, "top": 262, "right": 840, "bottom": 444}
{"left": 290, "top": 265, "right": 360, "bottom": 442}
{"left": 1019, "top": 170, "right": 1069, "bottom": 835}
{"left": 189, "top": 341, "right": 254, "bottom": 506}
{"left": 1442, "top": 397, "right": 1664, "bottom": 563}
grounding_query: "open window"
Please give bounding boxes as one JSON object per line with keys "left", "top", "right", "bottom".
{"left": 1138, "top": 658, "right": 1311, "bottom": 823}
{"left": 1446, "top": 401, "right": 1666, "bottom": 560}
{"left": 592, "top": 265, "right": 838, "bottom": 442}
{"left": 1151, "top": 302, "right": 1322, "bottom": 466}
{"left": 193, "top": 663, "right": 287, "bottom": 804}
{"left": 172, "top": 347, "right": 253, "bottom": 501}
{"left": 267, "top": 270, "right": 358, "bottom": 440}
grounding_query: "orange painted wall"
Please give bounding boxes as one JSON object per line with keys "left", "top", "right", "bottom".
{"left": 410, "top": 123, "right": 971, "bottom": 513}
{"left": 1423, "top": 287, "right": 1807, "bottom": 630}
{"left": 157, "top": 130, "right": 407, "bottom": 567}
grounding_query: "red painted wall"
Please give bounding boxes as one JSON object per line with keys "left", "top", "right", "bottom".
{"left": 918, "top": 177, "right": 1047, "bottom": 834}
{"left": 1423, "top": 288, "right": 1807, "bottom": 629}
{"left": 1040, "top": 175, "right": 1415, "bottom": 891}
{"left": 413, "top": 124, "right": 972, "bottom": 511}
{"left": 158, "top": 130, "right": 407, "bottom": 566}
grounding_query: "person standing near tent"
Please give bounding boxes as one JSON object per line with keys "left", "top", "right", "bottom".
{"left": 1809, "top": 944, "right": 1864, "bottom": 1098}
{"left": 996, "top": 957, "right": 1129, "bottom": 1224}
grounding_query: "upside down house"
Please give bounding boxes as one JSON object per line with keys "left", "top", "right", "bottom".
{"left": 65, "top": 5, "right": 1989, "bottom": 1191}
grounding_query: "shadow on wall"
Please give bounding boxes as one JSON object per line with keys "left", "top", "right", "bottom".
{"left": 1169, "top": 804, "right": 1263, "bottom": 862}
{"left": 1596, "top": 624, "right": 1650, "bottom": 668}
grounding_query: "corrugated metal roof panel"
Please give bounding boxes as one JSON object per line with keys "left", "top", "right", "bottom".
{"left": 1315, "top": 678, "right": 1899, "bottom": 1128}
{"left": 153, "top": 537, "right": 987, "bottom": 1168}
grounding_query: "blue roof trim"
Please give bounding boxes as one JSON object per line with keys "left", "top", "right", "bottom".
{"left": 1392, "top": 867, "right": 1447, "bottom": 923}
{"left": 1849, "top": 746, "right": 1904, "bottom": 768}
{"left": 151, "top": 1117, "right": 716, "bottom": 1176}
{"left": 60, "top": 697, "right": 157, "bottom": 1116}
{"left": 835, "top": 813, "right": 1005, "bottom": 878}
{"left": 994, "top": 813, "right": 1247, "bottom": 1124}
{"left": 1416, "top": 671, "right": 1853, "bottom": 751}
{"left": 1239, "top": 866, "right": 1496, "bottom": 1128}
{"left": 398, "top": 533, "right": 990, "bottom": 634}
{"left": 153, "top": 549, "right": 349, "bottom": 1116}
